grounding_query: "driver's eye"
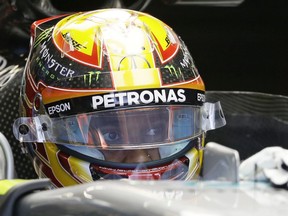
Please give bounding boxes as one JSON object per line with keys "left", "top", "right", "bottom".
{"left": 103, "top": 131, "right": 120, "bottom": 143}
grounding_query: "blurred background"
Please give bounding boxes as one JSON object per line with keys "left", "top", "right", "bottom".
{"left": 1, "top": 0, "right": 287, "bottom": 95}
{"left": 145, "top": 0, "right": 288, "bottom": 95}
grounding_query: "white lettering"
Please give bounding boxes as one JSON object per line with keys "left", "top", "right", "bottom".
{"left": 59, "top": 67, "right": 67, "bottom": 76}
{"left": 66, "top": 69, "right": 75, "bottom": 77}
{"left": 39, "top": 41, "right": 75, "bottom": 77}
{"left": 180, "top": 45, "right": 191, "bottom": 68}
{"left": 140, "top": 90, "right": 154, "bottom": 104}
{"left": 92, "top": 96, "right": 104, "bottom": 109}
{"left": 197, "top": 93, "right": 205, "bottom": 102}
{"left": 48, "top": 102, "right": 71, "bottom": 115}
{"left": 177, "top": 89, "right": 186, "bottom": 102}
{"left": 167, "top": 89, "right": 178, "bottom": 102}
{"left": 48, "top": 58, "right": 56, "bottom": 68}
{"left": 91, "top": 89, "right": 188, "bottom": 110}
{"left": 114, "top": 92, "right": 127, "bottom": 106}
{"left": 154, "top": 89, "right": 167, "bottom": 103}
{"left": 104, "top": 94, "right": 115, "bottom": 108}
{"left": 127, "top": 92, "right": 140, "bottom": 105}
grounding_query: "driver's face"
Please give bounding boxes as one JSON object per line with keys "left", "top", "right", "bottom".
{"left": 88, "top": 108, "right": 169, "bottom": 163}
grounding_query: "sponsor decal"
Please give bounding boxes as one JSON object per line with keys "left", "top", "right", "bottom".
{"left": 179, "top": 44, "right": 192, "bottom": 69}
{"left": 38, "top": 40, "right": 75, "bottom": 78}
{"left": 45, "top": 88, "right": 205, "bottom": 118}
{"left": 33, "top": 27, "right": 53, "bottom": 49}
{"left": 164, "top": 65, "right": 183, "bottom": 79}
{"left": 83, "top": 71, "right": 102, "bottom": 86}
{"left": 91, "top": 88, "right": 186, "bottom": 110}
{"left": 152, "top": 31, "right": 179, "bottom": 63}
{"left": 53, "top": 14, "right": 102, "bottom": 68}
{"left": 197, "top": 93, "right": 205, "bottom": 103}
{"left": 47, "top": 102, "right": 71, "bottom": 115}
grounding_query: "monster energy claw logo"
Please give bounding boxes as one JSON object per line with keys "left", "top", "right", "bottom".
{"left": 84, "top": 71, "right": 102, "bottom": 85}
{"left": 164, "top": 65, "right": 183, "bottom": 79}
{"left": 33, "top": 27, "right": 53, "bottom": 48}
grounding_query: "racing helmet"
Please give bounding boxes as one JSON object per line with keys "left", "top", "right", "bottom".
{"left": 13, "top": 9, "right": 226, "bottom": 187}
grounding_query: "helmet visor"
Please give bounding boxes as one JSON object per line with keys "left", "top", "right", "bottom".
{"left": 13, "top": 102, "right": 226, "bottom": 149}
{"left": 14, "top": 106, "right": 201, "bottom": 149}
{"left": 51, "top": 106, "right": 201, "bottom": 149}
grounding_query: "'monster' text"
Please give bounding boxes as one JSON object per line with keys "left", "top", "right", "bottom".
{"left": 39, "top": 41, "right": 75, "bottom": 78}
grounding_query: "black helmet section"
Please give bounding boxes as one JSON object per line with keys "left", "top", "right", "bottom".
{"left": 206, "top": 91, "right": 288, "bottom": 160}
